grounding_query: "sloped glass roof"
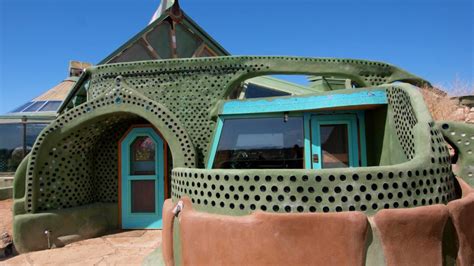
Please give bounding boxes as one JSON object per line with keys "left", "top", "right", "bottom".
{"left": 9, "top": 100, "right": 62, "bottom": 114}
{"left": 6, "top": 77, "right": 77, "bottom": 116}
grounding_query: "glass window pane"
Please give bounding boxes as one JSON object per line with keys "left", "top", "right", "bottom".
{"left": 244, "top": 84, "right": 290, "bottom": 99}
{"left": 196, "top": 46, "right": 216, "bottom": 57}
{"left": 0, "top": 124, "right": 23, "bottom": 172}
{"left": 145, "top": 21, "right": 172, "bottom": 59}
{"left": 213, "top": 117, "right": 304, "bottom": 169}
{"left": 23, "top": 101, "right": 46, "bottom": 112}
{"left": 131, "top": 180, "right": 155, "bottom": 213}
{"left": 10, "top": 102, "right": 33, "bottom": 113}
{"left": 39, "top": 101, "right": 62, "bottom": 112}
{"left": 112, "top": 42, "right": 152, "bottom": 63}
{"left": 26, "top": 124, "right": 48, "bottom": 148}
{"left": 175, "top": 24, "right": 201, "bottom": 58}
{"left": 320, "top": 124, "right": 349, "bottom": 168}
{"left": 130, "top": 136, "right": 156, "bottom": 175}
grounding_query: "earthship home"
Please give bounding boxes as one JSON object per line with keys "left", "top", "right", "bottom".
{"left": 11, "top": 1, "right": 474, "bottom": 265}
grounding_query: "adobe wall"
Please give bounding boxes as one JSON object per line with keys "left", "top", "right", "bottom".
{"left": 421, "top": 87, "right": 473, "bottom": 124}
{"left": 451, "top": 98, "right": 474, "bottom": 123}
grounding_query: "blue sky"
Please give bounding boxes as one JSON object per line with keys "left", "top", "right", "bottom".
{"left": 0, "top": 0, "right": 472, "bottom": 113}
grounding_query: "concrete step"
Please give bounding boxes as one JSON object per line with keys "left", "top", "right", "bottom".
{"left": 0, "top": 177, "right": 14, "bottom": 187}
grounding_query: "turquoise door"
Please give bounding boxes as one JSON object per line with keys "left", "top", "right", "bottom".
{"left": 120, "top": 127, "right": 164, "bottom": 229}
{"left": 310, "top": 114, "right": 360, "bottom": 169}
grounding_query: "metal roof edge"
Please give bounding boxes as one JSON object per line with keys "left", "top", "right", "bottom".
{"left": 57, "top": 69, "right": 91, "bottom": 114}
{"left": 0, "top": 113, "right": 56, "bottom": 120}
{"left": 180, "top": 12, "right": 230, "bottom": 56}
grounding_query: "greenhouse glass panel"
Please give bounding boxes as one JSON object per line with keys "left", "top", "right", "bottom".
{"left": 23, "top": 101, "right": 46, "bottom": 112}
{"left": 39, "top": 101, "right": 62, "bottom": 112}
{"left": 0, "top": 124, "right": 23, "bottom": 172}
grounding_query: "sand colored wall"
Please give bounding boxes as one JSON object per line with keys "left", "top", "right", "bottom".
{"left": 163, "top": 189, "right": 474, "bottom": 266}
{"left": 447, "top": 193, "right": 474, "bottom": 265}
{"left": 373, "top": 205, "right": 448, "bottom": 265}
{"left": 177, "top": 197, "right": 368, "bottom": 266}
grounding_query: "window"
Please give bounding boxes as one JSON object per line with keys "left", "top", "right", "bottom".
{"left": 23, "top": 101, "right": 46, "bottom": 112}
{"left": 244, "top": 84, "right": 290, "bottom": 99}
{"left": 130, "top": 136, "right": 156, "bottom": 175}
{"left": 310, "top": 114, "right": 362, "bottom": 169}
{"left": 319, "top": 124, "right": 350, "bottom": 168}
{"left": 209, "top": 111, "right": 367, "bottom": 170}
{"left": 10, "top": 102, "right": 34, "bottom": 113}
{"left": 0, "top": 124, "right": 23, "bottom": 172}
{"left": 211, "top": 117, "right": 304, "bottom": 169}
{"left": 195, "top": 46, "right": 217, "bottom": 57}
{"left": 10, "top": 101, "right": 63, "bottom": 113}
{"left": 0, "top": 123, "right": 48, "bottom": 173}
{"left": 38, "top": 101, "right": 62, "bottom": 112}
{"left": 26, "top": 124, "right": 47, "bottom": 147}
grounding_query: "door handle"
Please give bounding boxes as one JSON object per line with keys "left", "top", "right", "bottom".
{"left": 313, "top": 154, "right": 319, "bottom": 163}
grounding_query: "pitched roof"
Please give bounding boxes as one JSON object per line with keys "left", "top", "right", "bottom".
{"left": 32, "top": 78, "right": 77, "bottom": 101}
{"left": 99, "top": 3, "right": 229, "bottom": 64}
{"left": 149, "top": 0, "right": 176, "bottom": 24}
{"left": 4, "top": 77, "right": 77, "bottom": 117}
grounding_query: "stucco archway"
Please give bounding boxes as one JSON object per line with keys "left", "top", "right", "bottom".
{"left": 24, "top": 86, "right": 196, "bottom": 213}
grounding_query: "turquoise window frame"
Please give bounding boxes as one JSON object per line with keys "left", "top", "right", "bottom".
{"left": 221, "top": 89, "right": 387, "bottom": 115}
{"left": 121, "top": 127, "right": 164, "bottom": 229}
{"left": 206, "top": 116, "right": 225, "bottom": 169}
{"left": 310, "top": 114, "right": 360, "bottom": 169}
{"left": 207, "top": 111, "right": 367, "bottom": 170}
{"left": 303, "top": 111, "right": 367, "bottom": 169}
{"left": 208, "top": 89, "right": 380, "bottom": 169}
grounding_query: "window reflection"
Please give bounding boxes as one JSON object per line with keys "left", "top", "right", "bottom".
{"left": 26, "top": 124, "right": 47, "bottom": 147}
{"left": 213, "top": 117, "right": 304, "bottom": 169}
{"left": 0, "top": 124, "right": 23, "bottom": 172}
{"left": 39, "top": 101, "right": 62, "bottom": 112}
{"left": 23, "top": 101, "right": 46, "bottom": 112}
{"left": 320, "top": 124, "right": 349, "bottom": 168}
{"left": 244, "top": 84, "right": 290, "bottom": 99}
{"left": 0, "top": 123, "right": 47, "bottom": 172}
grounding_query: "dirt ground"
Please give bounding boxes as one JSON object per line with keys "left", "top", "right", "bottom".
{"left": 0, "top": 200, "right": 162, "bottom": 265}
{"left": 0, "top": 199, "right": 13, "bottom": 239}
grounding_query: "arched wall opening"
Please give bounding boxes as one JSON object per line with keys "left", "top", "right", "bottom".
{"left": 32, "top": 112, "right": 175, "bottom": 212}
{"left": 24, "top": 95, "right": 197, "bottom": 213}
{"left": 14, "top": 108, "right": 192, "bottom": 252}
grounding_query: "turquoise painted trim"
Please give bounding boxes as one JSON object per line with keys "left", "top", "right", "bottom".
{"left": 207, "top": 111, "right": 367, "bottom": 170}
{"left": 121, "top": 127, "right": 164, "bottom": 229}
{"left": 356, "top": 111, "right": 368, "bottom": 167}
{"left": 303, "top": 113, "right": 312, "bottom": 169}
{"left": 310, "top": 114, "right": 359, "bottom": 169}
{"left": 206, "top": 117, "right": 224, "bottom": 169}
{"left": 221, "top": 90, "right": 387, "bottom": 115}
{"left": 310, "top": 118, "right": 322, "bottom": 169}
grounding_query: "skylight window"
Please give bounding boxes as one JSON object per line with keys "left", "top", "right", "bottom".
{"left": 10, "top": 102, "right": 34, "bottom": 113}
{"left": 8, "top": 100, "right": 63, "bottom": 113}
{"left": 39, "top": 101, "right": 62, "bottom": 112}
{"left": 22, "top": 101, "right": 46, "bottom": 112}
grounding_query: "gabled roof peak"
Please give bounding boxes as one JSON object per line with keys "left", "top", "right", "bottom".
{"left": 149, "top": 0, "right": 180, "bottom": 25}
